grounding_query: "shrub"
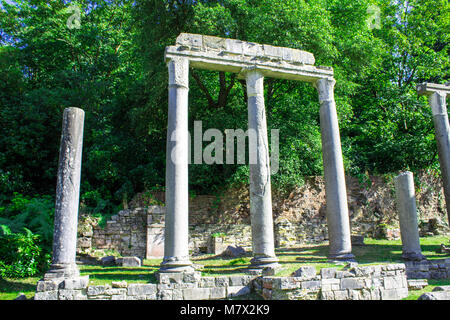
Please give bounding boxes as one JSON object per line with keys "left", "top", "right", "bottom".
{"left": 0, "top": 226, "right": 50, "bottom": 278}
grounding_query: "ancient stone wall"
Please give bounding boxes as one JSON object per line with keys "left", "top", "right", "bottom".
{"left": 34, "top": 263, "right": 412, "bottom": 300}
{"left": 77, "top": 172, "right": 449, "bottom": 260}
{"left": 254, "top": 264, "right": 409, "bottom": 300}
{"left": 78, "top": 207, "right": 148, "bottom": 259}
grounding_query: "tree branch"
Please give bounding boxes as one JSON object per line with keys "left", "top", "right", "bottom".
{"left": 191, "top": 69, "right": 216, "bottom": 108}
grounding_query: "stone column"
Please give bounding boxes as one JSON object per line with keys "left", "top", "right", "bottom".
{"left": 45, "top": 107, "right": 84, "bottom": 279}
{"left": 417, "top": 83, "right": 450, "bottom": 225}
{"left": 315, "top": 78, "right": 354, "bottom": 261}
{"left": 246, "top": 69, "right": 279, "bottom": 270}
{"left": 395, "top": 171, "right": 425, "bottom": 261}
{"left": 160, "top": 57, "right": 193, "bottom": 273}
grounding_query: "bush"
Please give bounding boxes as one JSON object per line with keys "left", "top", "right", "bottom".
{"left": 0, "top": 193, "right": 54, "bottom": 251}
{"left": 0, "top": 226, "right": 50, "bottom": 278}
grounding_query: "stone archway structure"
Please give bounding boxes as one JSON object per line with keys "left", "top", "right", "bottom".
{"left": 160, "top": 33, "right": 354, "bottom": 273}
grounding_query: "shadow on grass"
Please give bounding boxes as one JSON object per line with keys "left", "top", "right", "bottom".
{"left": 78, "top": 242, "right": 449, "bottom": 279}
{"left": 81, "top": 271, "right": 158, "bottom": 284}
{"left": 81, "top": 267, "right": 157, "bottom": 273}
{"left": 0, "top": 278, "right": 37, "bottom": 293}
{"left": 201, "top": 265, "right": 248, "bottom": 275}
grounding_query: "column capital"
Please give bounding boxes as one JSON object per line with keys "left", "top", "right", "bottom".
{"left": 314, "top": 77, "right": 336, "bottom": 101}
{"left": 167, "top": 57, "right": 189, "bottom": 89}
{"left": 244, "top": 68, "right": 264, "bottom": 97}
{"left": 417, "top": 82, "right": 449, "bottom": 97}
{"left": 429, "top": 91, "right": 447, "bottom": 116}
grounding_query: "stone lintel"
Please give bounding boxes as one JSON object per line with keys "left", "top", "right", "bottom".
{"left": 417, "top": 82, "right": 450, "bottom": 96}
{"left": 165, "top": 33, "right": 333, "bottom": 83}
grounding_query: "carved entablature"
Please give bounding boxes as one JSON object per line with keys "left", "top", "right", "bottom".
{"left": 165, "top": 33, "right": 333, "bottom": 83}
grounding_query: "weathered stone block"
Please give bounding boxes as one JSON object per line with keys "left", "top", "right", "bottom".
{"left": 380, "top": 288, "right": 408, "bottom": 300}
{"left": 301, "top": 280, "right": 321, "bottom": 290}
{"left": 215, "top": 276, "right": 229, "bottom": 287}
{"left": 209, "top": 287, "right": 226, "bottom": 299}
{"left": 36, "top": 279, "right": 63, "bottom": 292}
{"left": 118, "top": 256, "right": 141, "bottom": 267}
{"left": 87, "top": 285, "right": 110, "bottom": 296}
{"left": 352, "top": 266, "right": 374, "bottom": 277}
{"left": 262, "top": 288, "right": 272, "bottom": 300}
{"left": 340, "top": 278, "right": 364, "bottom": 290}
{"left": 333, "top": 290, "right": 349, "bottom": 300}
{"left": 433, "top": 285, "right": 450, "bottom": 291}
{"left": 335, "top": 270, "right": 355, "bottom": 278}
{"left": 158, "top": 289, "right": 173, "bottom": 300}
{"left": 320, "top": 290, "right": 335, "bottom": 300}
{"left": 383, "top": 275, "right": 405, "bottom": 290}
{"left": 242, "top": 42, "right": 264, "bottom": 57}
{"left": 183, "top": 271, "right": 201, "bottom": 283}
{"left": 407, "top": 279, "right": 428, "bottom": 290}
{"left": 203, "top": 35, "right": 226, "bottom": 50}
{"left": 127, "top": 283, "right": 157, "bottom": 296}
{"left": 320, "top": 267, "right": 337, "bottom": 279}
{"left": 58, "top": 289, "right": 87, "bottom": 300}
{"left": 182, "top": 288, "right": 210, "bottom": 300}
{"left": 227, "top": 286, "right": 250, "bottom": 298}
{"left": 105, "top": 288, "right": 127, "bottom": 296}
{"left": 348, "top": 290, "right": 361, "bottom": 300}
{"left": 262, "top": 44, "right": 282, "bottom": 59}
{"left": 111, "top": 281, "right": 128, "bottom": 288}
{"left": 224, "top": 39, "right": 243, "bottom": 55}
{"left": 229, "top": 275, "right": 250, "bottom": 287}
{"left": 61, "top": 276, "right": 89, "bottom": 290}
{"left": 198, "top": 277, "right": 216, "bottom": 288}
{"left": 34, "top": 290, "right": 58, "bottom": 300}
{"left": 176, "top": 33, "right": 202, "bottom": 49}
{"left": 292, "top": 266, "right": 316, "bottom": 279}
{"left": 321, "top": 278, "right": 340, "bottom": 291}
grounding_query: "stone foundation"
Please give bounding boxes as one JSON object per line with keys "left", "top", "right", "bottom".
{"left": 405, "top": 258, "right": 450, "bottom": 279}
{"left": 254, "top": 263, "right": 409, "bottom": 300}
{"left": 35, "top": 263, "right": 411, "bottom": 300}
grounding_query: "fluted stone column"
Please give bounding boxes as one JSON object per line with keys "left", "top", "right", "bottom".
{"left": 246, "top": 70, "right": 279, "bottom": 270}
{"left": 395, "top": 171, "right": 425, "bottom": 261}
{"left": 315, "top": 78, "right": 354, "bottom": 261}
{"left": 417, "top": 83, "right": 450, "bottom": 225}
{"left": 45, "top": 107, "right": 84, "bottom": 279}
{"left": 160, "top": 57, "right": 193, "bottom": 273}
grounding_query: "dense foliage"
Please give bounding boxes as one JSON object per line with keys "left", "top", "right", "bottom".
{"left": 0, "top": 1, "right": 448, "bottom": 274}
{"left": 0, "top": 225, "right": 50, "bottom": 277}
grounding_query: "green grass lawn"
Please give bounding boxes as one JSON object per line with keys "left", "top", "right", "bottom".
{"left": 0, "top": 235, "right": 448, "bottom": 300}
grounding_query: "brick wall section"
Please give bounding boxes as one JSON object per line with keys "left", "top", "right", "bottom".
{"left": 82, "top": 208, "right": 148, "bottom": 259}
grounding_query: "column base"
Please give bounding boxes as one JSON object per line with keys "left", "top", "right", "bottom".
{"left": 247, "top": 256, "right": 280, "bottom": 274}
{"left": 159, "top": 256, "right": 194, "bottom": 273}
{"left": 44, "top": 263, "right": 80, "bottom": 280}
{"left": 327, "top": 252, "right": 355, "bottom": 263}
{"left": 402, "top": 251, "right": 427, "bottom": 262}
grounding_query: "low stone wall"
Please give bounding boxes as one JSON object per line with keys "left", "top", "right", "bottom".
{"left": 35, "top": 273, "right": 255, "bottom": 300}
{"left": 405, "top": 258, "right": 450, "bottom": 279}
{"left": 35, "top": 264, "right": 410, "bottom": 300}
{"left": 254, "top": 264, "right": 409, "bottom": 300}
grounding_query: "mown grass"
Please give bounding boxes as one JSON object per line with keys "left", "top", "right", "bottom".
{"left": 0, "top": 236, "right": 448, "bottom": 300}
